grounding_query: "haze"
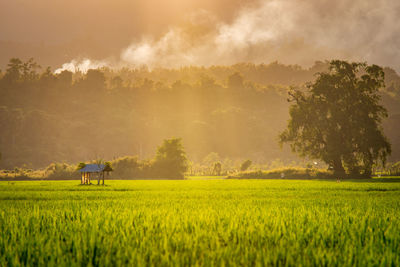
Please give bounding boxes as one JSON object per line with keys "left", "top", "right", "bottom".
{"left": 1, "top": 0, "right": 399, "bottom": 71}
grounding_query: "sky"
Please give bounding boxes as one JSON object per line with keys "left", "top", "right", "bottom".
{"left": 0, "top": 0, "right": 399, "bottom": 72}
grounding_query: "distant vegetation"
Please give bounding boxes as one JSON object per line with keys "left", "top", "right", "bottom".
{"left": 0, "top": 58, "right": 400, "bottom": 173}
{"left": 0, "top": 138, "right": 188, "bottom": 180}
{"left": 231, "top": 167, "right": 333, "bottom": 180}
{"left": 112, "top": 137, "right": 188, "bottom": 179}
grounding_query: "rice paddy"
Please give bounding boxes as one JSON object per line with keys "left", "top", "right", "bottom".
{"left": 0, "top": 179, "right": 399, "bottom": 266}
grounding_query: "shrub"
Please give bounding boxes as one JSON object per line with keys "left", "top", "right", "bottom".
{"left": 45, "top": 163, "right": 78, "bottom": 179}
{"left": 231, "top": 167, "right": 333, "bottom": 179}
{"left": 110, "top": 156, "right": 142, "bottom": 179}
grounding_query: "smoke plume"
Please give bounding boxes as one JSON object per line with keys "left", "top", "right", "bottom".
{"left": 55, "top": 0, "right": 400, "bottom": 73}
{"left": 54, "top": 59, "right": 108, "bottom": 74}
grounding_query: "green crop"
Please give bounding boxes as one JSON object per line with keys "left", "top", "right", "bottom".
{"left": 0, "top": 179, "right": 399, "bottom": 266}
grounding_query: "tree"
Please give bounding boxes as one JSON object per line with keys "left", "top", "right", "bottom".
{"left": 57, "top": 70, "right": 73, "bottom": 86}
{"left": 4, "top": 58, "right": 24, "bottom": 83}
{"left": 279, "top": 60, "right": 391, "bottom": 177}
{"left": 228, "top": 72, "right": 244, "bottom": 89}
{"left": 77, "top": 162, "right": 86, "bottom": 170}
{"left": 4, "top": 58, "right": 40, "bottom": 83}
{"left": 104, "top": 161, "right": 113, "bottom": 172}
{"left": 153, "top": 138, "right": 188, "bottom": 179}
{"left": 94, "top": 159, "right": 108, "bottom": 185}
{"left": 213, "top": 162, "right": 222, "bottom": 176}
{"left": 240, "top": 159, "right": 252, "bottom": 172}
{"left": 202, "top": 152, "right": 221, "bottom": 175}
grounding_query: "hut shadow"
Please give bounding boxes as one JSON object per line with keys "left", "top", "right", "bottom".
{"left": 77, "top": 183, "right": 110, "bottom": 186}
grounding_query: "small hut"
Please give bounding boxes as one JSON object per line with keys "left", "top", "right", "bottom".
{"left": 79, "top": 164, "right": 107, "bottom": 185}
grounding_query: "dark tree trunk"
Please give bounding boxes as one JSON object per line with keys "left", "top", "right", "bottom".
{"left": 333, "top": 157, "right": 345, "bottom": 177}
{"left": 363, "top": 169, "right": 372, "bottom": 178}
{"left": 362, "top": 164, "right": 372, "bottom": 178}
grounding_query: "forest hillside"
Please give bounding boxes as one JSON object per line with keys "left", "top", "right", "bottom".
{"left": 1, "top": 59, "right": 399, "bottom": 169}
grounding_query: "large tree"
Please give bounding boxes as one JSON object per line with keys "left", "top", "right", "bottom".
{"left": 279, "top": 60, "right": 391, "bottom": 177}
{"left": 153, "top": 138, "right": 188, "bottom": 179}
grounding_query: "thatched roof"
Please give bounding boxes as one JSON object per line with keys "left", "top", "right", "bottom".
{"left": 78, "top": 164, "right": 105, "bottom": 173}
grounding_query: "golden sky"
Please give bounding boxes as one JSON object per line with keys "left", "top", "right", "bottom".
{"left": 0, "top": 0, "right": 251, "bottom": 44}
{"left": 1, "top": 0, "right": 399, "bottom": 71}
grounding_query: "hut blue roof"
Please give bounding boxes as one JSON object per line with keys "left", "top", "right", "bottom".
{"left": 79, "top": 164, "right": 105, "bottom": 173}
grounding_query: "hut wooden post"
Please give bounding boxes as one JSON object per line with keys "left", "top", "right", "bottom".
{"left": 79, "top": 164, "right": 109, "bottom": 185}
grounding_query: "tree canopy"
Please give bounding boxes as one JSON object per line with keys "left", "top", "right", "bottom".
{"left": 153, "top": 138, "right": 188, "bottom": 179}
{"left": 240, "top": 159, "right": 252, "bottom": 172}
{"left": 280, "top": 60, "right": 391, "bottom": 177}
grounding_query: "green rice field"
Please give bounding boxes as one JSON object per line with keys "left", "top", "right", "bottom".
{"left": 0, "top": 179, "right": 399, "bottom": 266}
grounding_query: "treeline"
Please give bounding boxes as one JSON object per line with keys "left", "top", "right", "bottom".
{"left": 0, "top": 58, "right": 400, "bottom": 169}
{"left": 2, "top": 157, "right": 399, "bottom": 180}
{"left": 0, "top": 138, "right": 188, "bottom": 180}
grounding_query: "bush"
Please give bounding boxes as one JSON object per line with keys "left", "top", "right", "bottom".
{"left": 45, "top": 163, "right": 78, "bottom": 179}
{"left": 230, "top": 167, "right": 333, "bottom": 179}
{"left": 110, "top": 156, "right": 143, "bottom": 179}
